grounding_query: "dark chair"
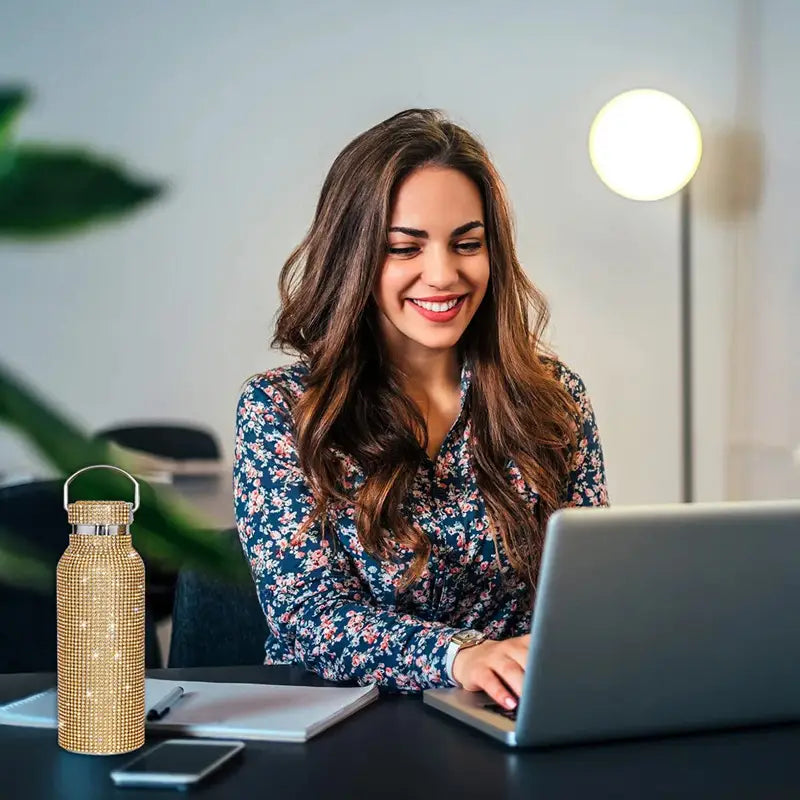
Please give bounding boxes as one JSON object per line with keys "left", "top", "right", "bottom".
{"left": 0, "top": 479, "right": 162, "bottom": 673}
{"left": 94, "top": 423, "right": 223, "bottom": 623}
{"left": 94, "top": 423, "right": 221, "bottom": 462}
{"left": 168, "top": 530, "right": 267, "bottom": 668}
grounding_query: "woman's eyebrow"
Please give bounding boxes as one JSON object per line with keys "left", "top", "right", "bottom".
{"left": 388, "top": 220, "right": 484, "bottom": 239}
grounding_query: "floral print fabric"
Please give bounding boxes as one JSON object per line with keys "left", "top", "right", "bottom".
{"left": 233, "top": 358, "right": 608, "bottom": 691}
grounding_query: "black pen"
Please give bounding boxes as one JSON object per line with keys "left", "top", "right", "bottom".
{"left": 146, "top": 686, "right": 185, "bottom": 721}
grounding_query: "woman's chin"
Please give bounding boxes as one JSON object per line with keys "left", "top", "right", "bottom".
{"left": 403, "top": 326, "right": 465, "bottom": 352}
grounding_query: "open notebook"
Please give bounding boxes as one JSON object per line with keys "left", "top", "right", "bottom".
{"left": 0, "top": 678, "right": 378, "bottom": 743}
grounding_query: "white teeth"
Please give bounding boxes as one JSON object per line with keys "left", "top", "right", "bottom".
{"left": 410, "top": 297, "right": 461, "bottom": 312}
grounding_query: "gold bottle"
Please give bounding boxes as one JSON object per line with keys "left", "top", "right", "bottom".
{"left": 56, "top": 465, "right": 146, "bottom": 754}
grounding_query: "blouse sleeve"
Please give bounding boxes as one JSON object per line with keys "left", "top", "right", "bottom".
{"left": 233, "top": 376, "right": 460, "bottom": 692}
{"left": 557, "top": 366, "right": 609, "bottom": 507}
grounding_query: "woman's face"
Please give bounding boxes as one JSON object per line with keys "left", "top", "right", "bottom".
{"left": 374, "top": 166, "right": 490, "bottom": 358}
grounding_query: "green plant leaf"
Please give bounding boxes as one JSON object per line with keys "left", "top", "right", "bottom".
{"left": 0, "top": 527, "right": 52, "bottom": 593}
{"left": 0, "top": 86, "right": 28, "bottom": 148}
{"left": 0, "top": 361, "right": 249, "bottom": 585}
{"left": 0, "top": 145, "right": 164, "bottom": 237}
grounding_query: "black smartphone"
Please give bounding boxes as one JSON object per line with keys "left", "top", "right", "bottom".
{"left": 110, "top": 739, "right": 245, "bottom": 790}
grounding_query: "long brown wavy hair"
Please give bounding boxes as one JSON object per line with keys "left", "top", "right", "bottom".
{"left": 272, "top": 108, "right": 579, "bottom": 595}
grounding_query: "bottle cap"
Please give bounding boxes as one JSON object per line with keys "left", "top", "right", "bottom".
{"left": 66, "top": 500, "right": 132, "bottom": 526}
{"left": 63, "top": 464, "right": 140, "bottom": 530}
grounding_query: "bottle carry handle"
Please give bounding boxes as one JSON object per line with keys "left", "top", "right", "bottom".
{"left": 63, "top": 464, "right": 140, "bottom": 513}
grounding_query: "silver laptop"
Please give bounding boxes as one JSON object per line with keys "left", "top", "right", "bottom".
{"left": 423, "top": 500, "right": 800, "bottom": 747}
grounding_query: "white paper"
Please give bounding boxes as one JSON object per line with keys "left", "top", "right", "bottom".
{"left": 0, "top": 678, "right": 378, "bottom": 742}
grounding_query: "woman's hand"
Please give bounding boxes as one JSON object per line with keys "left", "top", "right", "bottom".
{"left": 451, "top": 634, "right": 530, "bottom": 710}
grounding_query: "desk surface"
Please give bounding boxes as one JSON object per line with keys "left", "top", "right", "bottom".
{"left": 3, "top": 665, "right": 800, "bottom": 799}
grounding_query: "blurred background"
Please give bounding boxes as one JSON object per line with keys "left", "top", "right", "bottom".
{"left": 1, "top": 0, "right": 797, "bottom": 509}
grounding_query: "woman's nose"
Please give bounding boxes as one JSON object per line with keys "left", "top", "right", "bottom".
{"left": 421, "top": 246, "right": 460, "bottom": 289}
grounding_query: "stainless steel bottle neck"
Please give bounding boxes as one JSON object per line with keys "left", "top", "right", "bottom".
{"left": 72, "top": 524, "right": 129, "bottom": 536}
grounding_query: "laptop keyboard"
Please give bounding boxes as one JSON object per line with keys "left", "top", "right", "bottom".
{"left": 482, "top": 701, "right": 518, "bottom": 721}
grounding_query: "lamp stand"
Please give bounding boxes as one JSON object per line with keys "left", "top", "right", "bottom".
{"left": 680, "top": 185, "right": 694, "bottom": 503}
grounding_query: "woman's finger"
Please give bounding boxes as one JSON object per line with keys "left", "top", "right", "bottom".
{"left": 494, "top": 656, "right": 525, "bottom": 698}
{"left": 478, "top": 667, "right": 517, "bottom": 710}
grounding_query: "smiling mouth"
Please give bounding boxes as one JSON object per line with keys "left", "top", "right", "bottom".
{"left": 406, "top": 295, "right": 466, "bottom": 312}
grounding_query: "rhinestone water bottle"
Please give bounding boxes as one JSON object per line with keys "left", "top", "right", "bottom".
{"left": 57, "top": 465, "right": 146, "bottom": 754}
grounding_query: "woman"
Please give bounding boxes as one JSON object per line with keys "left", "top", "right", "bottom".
{"left": 234, "top": 108, "right": 608, "bottom": 712}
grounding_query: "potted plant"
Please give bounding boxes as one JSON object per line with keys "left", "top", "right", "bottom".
{"left": 0, "top": 86, "right": 247, "bottom": 591}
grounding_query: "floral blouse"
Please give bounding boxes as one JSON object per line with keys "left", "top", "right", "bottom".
{"left": 233, "top": 358, "right": 608, "bottom": 692}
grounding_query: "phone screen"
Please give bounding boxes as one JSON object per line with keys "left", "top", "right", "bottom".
{"left": 118, "top": 741, "right": 241, "bottom": 776}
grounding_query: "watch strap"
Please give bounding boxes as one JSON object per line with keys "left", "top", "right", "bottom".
{"left": 445, "top": 629, "right": 486, "bottom": 686}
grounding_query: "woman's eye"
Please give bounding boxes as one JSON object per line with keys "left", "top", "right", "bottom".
{"left": 386, "top": 241, "right": 483, "bottom": 256}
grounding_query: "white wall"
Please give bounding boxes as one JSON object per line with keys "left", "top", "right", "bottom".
{"left": 0, "top": 0, "right": 794, "bottom": 504}
{"left": 723, "top": 0, "right": 800, "bottom": 499}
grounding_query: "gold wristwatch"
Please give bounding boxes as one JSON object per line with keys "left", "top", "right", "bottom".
{"left": 445, "top": 629, "right": 487, "bottom": 686}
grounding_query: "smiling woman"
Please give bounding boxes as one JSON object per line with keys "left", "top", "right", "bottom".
{"left": 233, "top": 108, "right": 608, "bottom": 711}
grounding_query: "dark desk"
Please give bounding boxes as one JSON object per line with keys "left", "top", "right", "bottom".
{"left": 3, "top": 666, "right": 800, "bottom": 799}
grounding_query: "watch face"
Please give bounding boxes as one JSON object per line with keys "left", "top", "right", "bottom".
{"left": 455, "top": 630, "right": 484, "bottom": 646}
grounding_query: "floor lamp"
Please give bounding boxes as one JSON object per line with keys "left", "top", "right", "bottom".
{"left": 588, "top": 89, "right": 703, "bottom": 502}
